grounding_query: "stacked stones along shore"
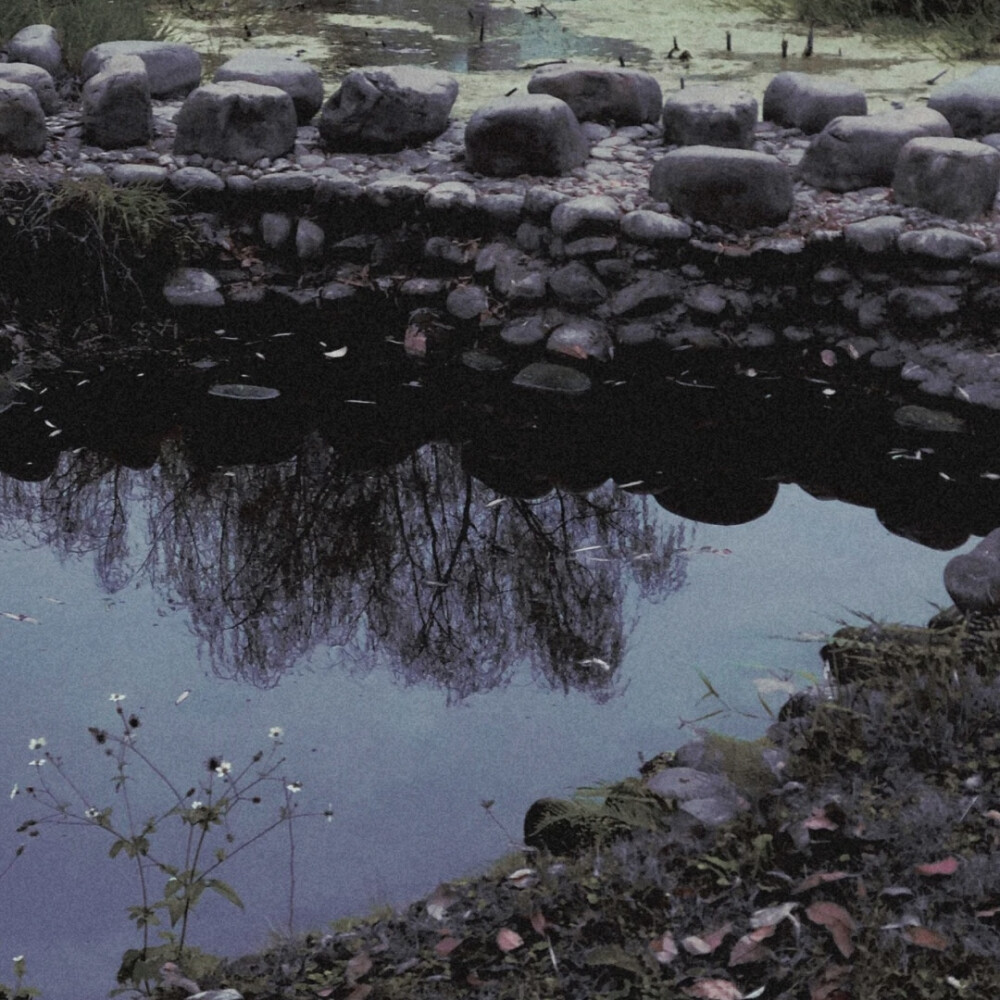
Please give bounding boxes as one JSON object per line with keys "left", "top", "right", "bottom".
{"left": 7, "top": 26, "right": 1000, "bottom": 406}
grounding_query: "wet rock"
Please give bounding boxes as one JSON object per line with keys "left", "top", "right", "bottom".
{"left": 108, "top": 164, "right": 168, "bottom": 186}
{"left": 620, "top": 209, "right": 691, "bottom": 244}
{"left": 644, "top": 767, "right": 746, "bottom": 826}
{"left": 500, "top": 315, "right": 547, "bottom": 347}
{"left": 319, "top": 65, "right": 458, "bottom": 152}
{"left": 735, "top": 324, "right": 776, "bottom": 348}
{"left": 524, "top": 184, "right": 571, "bottom": 218}
{"left": 296, "top": 218, "right": 325, "bottom": 260}
{"left": 516, "top": 222, "right": 548, "bottom": 252}
{"left": 763, "top": 71, "right": 867, "bottom": 133}
{"left": 461, "top": 349, "right": 505, "bottom": 373}
{"left": 82, "top": 41, "right": 202, "bottom": 98}
{"left": 175, "top": 82, "right": 297, "bottom": 165}
{"left": 445, "top": 284, "right": 489, "bottom": 320}
{"left": 169, "top": 166, "right": 226, "bottom": 195}
{"left": 548, "top": 261, "right": 608, "bottom": 306}
{"left": 425, "top": 236, "right": 476, "bottom": 267}
{"left": 928, "top": 67, "right": 1000, "bottom": 138}
{"left": 464, "top": 94, "right": 589, "bottom": 177}
{"left": 365, "top": 175, "right": 432, "bottom": 207}
{"left": 254, "top": 172, "right": 315, "bottom": 201}
{"left": 163, "top": 267, "right": 224, "bottom": 308}
{"left": 893, "top": 403, "right": 967, "bottom": 433}
{"left": 550, "top": 194, "right": 621, "bottom": 238}
{"left": 684, "top": 284, "right": 728, "bottom": 317}
{"left": 320, "top": 280, "right": 358, "bottom": 303}
{"left": 546, "top": 317, "right": 612, "bottom": 361}
{"left": 214, "top": 50, "right": 323, "bottom": 125}
{"left": 82, "top": 54, "right": 152, "bottom": 149}
{"left": 897, "top": 227, "right": 987, "bottom": 261}
{"left": 799, "top": 107, "right": 953, "bottom": 191}
{"left": 425, "top": 180, "right": 477, "bottom": 212}
{"left": 479, "top": 192, "right": 525, "bottom": 226}
{"left": 527, "top": 61, "right": 662, "bottom": 125}
{"left": 493, "top": 255, "right": 548, "bottom": 303}
{"left": 512, "top": 361, "right": 592, "bottom": 395}
{"left": 616, "top": 319, "right": 659, "bottom": 345}
{"left": 399, "top": 277, "right": 446, "bottom": 299}
{"left": 261, "top": 212, "right": 293, "bottom": 249}
{"left": 8, "top": 24, "right": 62, "bottom": 77}
{"left": 944, "top": 527, "right": 1000, "bottom": 612}
{"left": 661, "top": 85, "right": 758, "bottom": 149}
{"left": 0, "top": 81, "right": 46, "bottom": 156}
{"left": 564, "top": 235, "right": 618, "bottom": 259}
{"left": 610, "top": 272, "right": 685, "bottom": 317}
{"left": 843, "top": 215, "right": 905, "bottom": 253}
{"left": 0, "top": 64, "right": 57, "bottom": 115}
{"left": 893, "top": 137, "right": 1000, "bottom": 221}
{"left": 956, "top": 382, "right": 1000, "bottom": 408}
{"left": 887, "top": 286, "right": 961, "bottom": 324}
{"left": 650, "top": 145, "right": 792, "bottom": 228}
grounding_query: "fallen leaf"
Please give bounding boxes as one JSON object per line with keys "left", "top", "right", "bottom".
{"left": 915, "top": 856, "right": 959, "bottom": 876}
{"left": 434, "top": 936, "right": 461, "bottom": 957}
{"left": 346, "top": 986, "right": 372, "bottom": 1000}
{"left": 1, "top": 612, "right": 38, "bottom": 624}
{"left": 729, "top": 926, "right": 775, "bottom": 966}
{"left": 794, "top": 872, "right": 852, "bottom": 894}
{"left": 682, "top": 922, "right": 732, "bottom": 955}
{"left": 750, "top": 901, "right": 798, "bottom": 927}
{"left": 820, "top": 349, "right": 837, "bottom": 366}
{"left": 506, "top": 867, "right": 537, "bottom": 888}
{"left": 903, "top": 925, "right": 949, "bottom": 951}
{"left": 345, "top": 951, "right": 372, "bottom": 985}
{"left": 426, "top": 884, "right": 458, "bottom": 921}
{"left": 806, "top": 901, "right": 856, "bottom": 958}
{"left": 803, "top": 806, "right": 839, "bottom": 831}
{"left": 810, "top": 963, "right": 852, "bottom": 1000}
{"left": 976, "top": 906, "right": 1000, "bottom": 918}
{"left": 497, "top": 928, "right": 524, "bottom": 952}
{"left": 682, "top": 977, "right": 743, "bottom": 999}
{"left": 530, "top": 910, "right": 547, "bottom": 935}
{"left": 650, "top": 931, "right": 678, "bottom": 964}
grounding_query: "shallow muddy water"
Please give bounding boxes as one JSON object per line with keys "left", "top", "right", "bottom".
{"left": 161, "top": 0, "right": 988, "bottom": 118}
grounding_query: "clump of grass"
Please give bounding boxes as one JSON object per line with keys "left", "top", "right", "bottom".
{"left": 0, "top": 0, "right": 166, "bottom": 72}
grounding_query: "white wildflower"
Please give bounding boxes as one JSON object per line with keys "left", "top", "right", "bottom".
{"left": 268, "top": 726, "right": 283, "bottom": 740}
{"left": 9, "top": 784, "right": 17, "bottom": 799}
{"left": 190, "top": 800, "right": 203, "bottom": 810}
{"left": 28, "top": 737, "right": 46, "bottom": 751}
{"left": 84, "top": 807, "right": 101, "bottom": 820}
{"left": 214, "top": 760, "right": 232, "bottom": 777}
{"left": 109, "top": 693, "right": 126, "bottom": 702}
{"left": 27, "top": 759, "right": 45, "bottom": 767}
{"left": 286, "top": 781, "right": 303, "bottom": 793}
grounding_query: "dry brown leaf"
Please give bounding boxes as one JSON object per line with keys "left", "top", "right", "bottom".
{"left": 806, "top": 901, "right": 857, "bottom": 959}
{"left": 683, "top": 922, "right": 732, "bottom": 955}
{"left": 682, "top": 978, "right": 743, "bottom": 999}
{"left": 497, "top": 927, "right": 524, "bottom": 952}
{"left": 915, "top": 856, "right": 959, "bottom": 876}
{"left": 346, "top": 987, "right": 372, "bottom": 1000}
{"left": 650, "top": 931, "right": 679, "bottom": 964}
{"left": 803, "top": 806, "right": 839, "bottom": 831}
{"left": 434, "top": 936, "right": 462, "bottom": 957}
{"left": 345, "top": 951, "right": 372, "bottom": 985}
{"left": 794, "top": 871, "right": 852, "bottom": 894}
{"left": 750, "top": 901, "right": 798, "bottom": 926}
{"left": 809, "top": 963, "right": 851, "bottom": 1000}
{"left": 903, "top": 925, "right": 949, "bottom": 951}
{"left": 530, "top": 910, "right": 547, "bottom": 935}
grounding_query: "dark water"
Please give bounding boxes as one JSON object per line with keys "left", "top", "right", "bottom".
{"left": 0, "top": 335, "right": 993, "bottom": 998}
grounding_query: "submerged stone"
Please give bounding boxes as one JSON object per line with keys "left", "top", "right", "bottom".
{"left": 892, "top": 404, "right": 967, "bottom": 433}
{"left": 512, "top": 362, "right": 592, "bottom": 395}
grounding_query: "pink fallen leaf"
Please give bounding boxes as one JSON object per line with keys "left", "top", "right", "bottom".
{"left": 682, "top": 921, "right": 732, "bottom": 955}
{"left": 650, "top": 931, "right": 678, "bottom": 964}
{"left": 915, "top": 856, "right": 959, "bottom": 876}
{"left": 794, "top": 871, "right": 852, "bottom": 894}
{"left": 682, "top": 977, "right": 743, "bottom": 999}
{"left": 903, "top": 925, "right": 949, "bottom": 951}
{"left": 806, "top": 901, "right": 857, "bottom": 959}
{"left": 820, "top": 349, "right": 837, "bottom": 367}
{"left": 497, "top": 927, "right": 524, "bottom": 952}
{"left": 345, "top": 951, "right": 372, "bottom": 985}
{"left": 530, "top": 910, "right": 547, "bottom": 935}
{"left": 729, "top": 925, "right": 775, "bottom": 966}
{"left": 750, "top": 901, "right": 798, "bottom": 926}
{"left": 434, "top": 936, "right": 462, "bottom": 957}
{"left": 803, "top": 806, "right": 839, "bottom": 831}
{"left": 346, "top": 987, "right": 372, "bottom": 1000}
{"left": 810, "top": 963, "right": 852, "bottom": 1000}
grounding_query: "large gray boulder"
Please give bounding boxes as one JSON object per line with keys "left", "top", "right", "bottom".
{"left": 0, "top": 81, "right": 46, "bottom": 155}
{"left": 893, "top": 136, "right": 1000, "bottom": 221}
{"left": 7, "top": 24, "right": 61, "bottom": 77}
{"left": 82, "top": 55, "right": 152, "bottom": 149}
{"left": 214, "top": 50, "right": 323, "bottom": 125}
{"left": 174, "top": 81, "right": 297, "bottom": 164}
{"left": 649, "top": 145, "right": 792, "bottom": 228}
{"left": 798, "top": 106, "right": 953, "bottom": 191}
{"left": 526, "top": 61, "right": 662, "bottom": 125}
{"left": 928, "top": 67, "right": 1000, "bottom": 138}
{"left": 661, "top": 85, "right": 758, "bottom": 149}
{"left": 0, "top": 64, "right": 58, "bottom": 114}
{"left": 762, "top": 71, "right": 867, "bottom": 133}
{"left": 944, "top": 527, "right": 1000, "bottom": 613}
{"left": 81, "top": 41, "right": 202, "bottom": 98}
{"left": 465, "top": 94, "right": 588, "bottom": 176}
{"left": 319, "top": 65, "right": 457, "bottom": 151}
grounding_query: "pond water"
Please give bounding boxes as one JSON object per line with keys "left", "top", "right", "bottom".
{"left": 165, "top": 0, "right": 989, "bottom": 118}
{"left": 0, "top": 334, "right": 995, "bottom": 998}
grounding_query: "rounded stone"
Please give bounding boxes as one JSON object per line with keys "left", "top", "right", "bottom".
{"left": 512, "top": 361, "right": 592, "bottom": 395}
{"left": 893, "top": 136, "right": 1000, "bottom": 221}
{"left": 445, "top": 284, "right": 489, "bottom": 320}
{"left": 662, "top": 85, "right": 758, "bottom": 149}
{"left": 214, "top": 50, "right": 324, "bottom": 125}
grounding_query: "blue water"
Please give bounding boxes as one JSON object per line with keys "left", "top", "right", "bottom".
{"left": 0, "top": 447, "right": 963, "bottom": 999}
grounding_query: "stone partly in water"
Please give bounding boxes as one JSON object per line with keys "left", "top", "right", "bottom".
{"left": 511, "top": 361, "right": 592, "bottom": 395}
{"left": 81, "top": 40, "right": 202, "bottom": 98}
{"left": 163, "top": 267, "right": 225, "bottom": 308}
{"left": 892, "top": 403, "right": 967, "bottom": 433}
{"left": 526, "top": 61, "right": 663, "bottom": 125}
{"left": 214, "top": 50, "right": 324, "bottom": 125}
{"left": 944, "top": 526, "right": 1000, "bottom": 613}
{"left": 762, "top": 71, "right": 867, "bottom": 134}
{"left": 661, "top": 85, "right": 759, "bottom": 150}
{"left": 928, "top": 67, "right": 1000, "bottom": 138}
{"left": 207, "top": 384, "right": 281, "bottom": 400}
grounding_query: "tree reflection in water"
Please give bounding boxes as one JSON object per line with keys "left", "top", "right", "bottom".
{"left": 0, "top": 435, "right": 689, "bottom": 700}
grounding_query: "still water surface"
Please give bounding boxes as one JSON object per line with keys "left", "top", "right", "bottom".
{"left": 0, "top": 426, "right": 966, "bottom": 998}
